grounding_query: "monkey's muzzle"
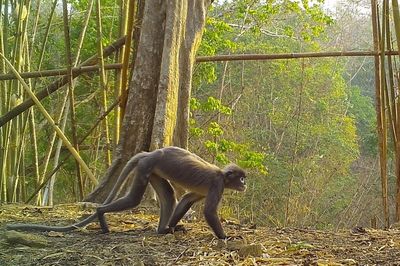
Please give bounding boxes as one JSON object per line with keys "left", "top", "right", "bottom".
{"left": 238, "top": 185, "right": 247, "bottom": 192}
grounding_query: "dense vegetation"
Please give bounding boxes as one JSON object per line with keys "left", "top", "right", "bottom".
{"left": 186, "top": 1, "right": 381, "bottom": 229}
{"left": 0, "top": 0, "right": 385, "bottom": 229}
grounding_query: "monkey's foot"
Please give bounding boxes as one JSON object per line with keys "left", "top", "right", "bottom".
{"left": 173, "top": 224, "right": 187, "bottom": 233}
{"left": 96, "top": 211, "right": 110, "bottom": 233}
{"left": 157, "top": 224, "right": 187, "bottom": 235}
{"left": 101, "top": 227, "right": 110, "bottom": 234}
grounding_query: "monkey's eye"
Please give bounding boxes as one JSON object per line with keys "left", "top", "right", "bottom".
{"left": 240, "top": 176, "right": 245, "bottom": 184}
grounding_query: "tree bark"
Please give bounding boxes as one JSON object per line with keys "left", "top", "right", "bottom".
{"left": 85, "top": 0, "right": 211, "bottom": 203}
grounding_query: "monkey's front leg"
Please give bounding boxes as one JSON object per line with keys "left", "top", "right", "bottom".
{"left": 203, "top": 183, "right": 227, "bottom": 239}
{"left": 157, "top": 192, "right": 203, "bottom": 235}
{"left": 97, "top": 209, "right": 110, "bottom": 233}
{"left": 204, "top": 209, "right": 226, "bottom": 239}
{"left": 168, "top": 192, "right": 203, "bottom": 232}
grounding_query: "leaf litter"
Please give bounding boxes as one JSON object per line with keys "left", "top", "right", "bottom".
{"left": 1, "top": 204, "right": 400, "bottom": 265}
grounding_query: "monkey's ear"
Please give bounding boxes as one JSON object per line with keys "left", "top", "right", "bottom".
{"left": 224, "top": 170, "right": 236, "bottom": 180}
{"left": 225, "top": 170, "right": 233, "bottom": 176}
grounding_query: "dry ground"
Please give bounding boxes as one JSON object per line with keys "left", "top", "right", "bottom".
{"left": 1, "top": 204, "right": 400, "bottom": 265}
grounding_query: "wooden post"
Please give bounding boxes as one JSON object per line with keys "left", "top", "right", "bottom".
{"left": 371, "top": 0, "right": 389, "bottom": 228}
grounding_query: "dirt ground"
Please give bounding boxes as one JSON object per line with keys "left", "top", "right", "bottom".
{"left": 1, "top": 204, "right": 400, "bottom": 266}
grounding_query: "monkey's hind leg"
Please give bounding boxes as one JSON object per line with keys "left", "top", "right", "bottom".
{"left": 96, "top": 170, "right": 151, "bottom": 233}
{"left": 149, "top": 175, "right": 176, "bottom": 234}
{"left": 169, "top": 192, "right": 203, "bottom": 231}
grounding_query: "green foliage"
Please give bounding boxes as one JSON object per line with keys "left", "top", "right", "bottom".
{"left": 202, "top": 17, "right": 237, "bottom": 54}
{"left": 191, "top": 96, "right": 232, "bottom": 114}
{"left": 190, "top": 96, "right": 268, "bottom": 175}
{"left": 207, "top": 122, "right": 224, "bottom": 137}
{"left": 191, "top": 0, "right": 366, "bottom": 228}
{"left": 347, "top": 86, "right": 377, "bottom": 155}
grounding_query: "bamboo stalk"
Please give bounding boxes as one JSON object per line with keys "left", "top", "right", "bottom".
{"left": 29, "top": 111, "right": 41, "bottom": 204}
{"left": 113, "top": 0, "right": 129, "bottom": 148}
{"left": 10, "top": 1, "right": 23, "bottom": 203}
{"left": 380, "top": 0, "right": 389, "bottom": 227}
{"left": 3, "top": 0, "right": 8, "bottom": 59}
{"left": 371, "top": 0, "right": 389, "bottom": 228}
{"left": 119, "top": 0, "right": 136, "bottom": 123}
{"left": 62, "top": 0, "right": 84, "bottom": 200}
{"left": 0, "top": 0, "right": 4, "bottom": 73}
{"left": 13, "top": 114, "right": 29, "bottom": 202}
{"left": 393, "top": 0, "right": 400, "bottom": 57}
{"left": 41, "top": 92, "right": 69, "bottom": 205}
{"left": 384, "top": 7, "right": 397, "bottom": 142}
{"left": 20, "top": 2, "right": 42, "bottom": 205}
{"left": 0, "top": 0, "right": 10, "bottom": 202}
{"left": 74, "top": 0, "right": 95, "bottom": 68}
{"left": 0, "top": 53, "right": 98, "bottom": 186}
{"left": 382, "top": 8, "right": 400, "bottom": 231}
{"left": 36, "top": 0, "right": 57, "bottom": 71}
{"left": 0, "top": 0, "right": 7, "bottom": 202}
{"left": 391, "top": 0, "right": 400, "bottom": 222}
{"left": 95, "top": 0, "right": 112, "bottom": 167}
{"left": 1, "top": 122, "right": 11, "bottom": 201}
{"left": 29, "top": 0, "right": 41, "bottom": 58}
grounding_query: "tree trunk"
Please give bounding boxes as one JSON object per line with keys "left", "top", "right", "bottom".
{"left": 85, "top": 0, "right": 211, "bottom": 203}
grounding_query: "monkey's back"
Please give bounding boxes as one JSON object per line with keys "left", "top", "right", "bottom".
{"left": 153, "top": 147, "right": 223, "bottom": 195}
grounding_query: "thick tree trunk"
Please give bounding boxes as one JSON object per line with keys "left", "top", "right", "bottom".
{"left": 85, "top": 0, "right": 211, "bottom": 203}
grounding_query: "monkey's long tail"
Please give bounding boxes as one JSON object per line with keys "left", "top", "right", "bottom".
{"left": 6, "top": 213, "right": 97, "bottom": 232}
{"left": 6, "top": 152, "right": 149, "bottom": 232}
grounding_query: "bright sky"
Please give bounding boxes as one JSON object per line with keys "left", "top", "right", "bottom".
{"left": 323, "top": 0, "right": 339, "bottom": 10}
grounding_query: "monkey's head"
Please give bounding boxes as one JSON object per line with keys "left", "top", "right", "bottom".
{"left": 222, "top": 164, "right": 247, "bottom": 192}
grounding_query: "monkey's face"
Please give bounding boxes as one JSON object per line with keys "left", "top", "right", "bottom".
{"left": 223, "top": 165, "right": 247, "bottom": 192}
{"left": 232, "top": 175, "right": 247, "bottom": 192}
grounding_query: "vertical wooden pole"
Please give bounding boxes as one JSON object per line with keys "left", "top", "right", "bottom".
{"left": 371, "top": 0, "right": 389, "bottom": 228}
{"left": 119, "top": 0, "right": 137, "bottom": 124}
{"left": 391, "top": 0, "right": 400, "bottom": 222}
{"left": 95, "top": 0, "right": 112, "bottom": 167}
{"left": 62, "top": 0, "right": 84, "bottom": 200}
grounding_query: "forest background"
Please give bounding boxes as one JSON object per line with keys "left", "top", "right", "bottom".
{"left": 0, "top": 0, "right": 387, "bottom": 230}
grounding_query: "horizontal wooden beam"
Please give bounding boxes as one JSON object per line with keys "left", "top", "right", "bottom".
{"left": 0, "top": 63, "right": 123, "bottom": 81}
{"left": 1, "top": 50, "right": 399, "bottom": 81}
{"left": 196, "top": 50, "right": 400, "bottom": 62}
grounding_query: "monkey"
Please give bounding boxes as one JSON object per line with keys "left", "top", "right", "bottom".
{"left": 6, "top": 146, "right": 247, "bottom": 239}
